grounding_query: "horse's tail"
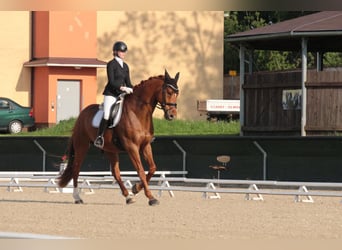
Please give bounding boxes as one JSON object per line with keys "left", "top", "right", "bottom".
{"left": 58, "top": 137, "right": 75, "bottom": 188}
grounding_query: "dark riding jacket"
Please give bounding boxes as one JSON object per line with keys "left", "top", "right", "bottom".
{"left": 103, "top": 58, "right": 133, "bottom": 97}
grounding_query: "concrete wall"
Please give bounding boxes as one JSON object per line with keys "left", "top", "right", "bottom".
{"left": 0, "top": 11, "right": 31, "bottom": 106}
{"left": 96, "top": 11, "right": 224, "bottom": 120}
{"left": 0, "top": 11, "right": 224, "bottom": 121}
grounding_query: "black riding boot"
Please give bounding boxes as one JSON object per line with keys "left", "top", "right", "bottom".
{"left": 94, "top": 118, "right": 107, "bottom": 148}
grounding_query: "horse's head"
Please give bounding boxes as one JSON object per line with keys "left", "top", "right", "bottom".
{"left": 158, "top": 70, "right": 180, "bottom": 121}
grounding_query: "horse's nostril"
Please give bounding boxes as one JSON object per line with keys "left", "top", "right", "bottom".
{"left": 165, "top": 113, "right": 174, "bottom": 120}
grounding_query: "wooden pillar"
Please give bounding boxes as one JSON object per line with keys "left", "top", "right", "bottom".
{"left": 248, "top": 50, "right": 253, "bottom": 74}
{"left": 316, "top": 51, "right": 324, "bottom": 71}
{"left": 239, "top": 44, "right": 245, "bottom": 135}
{"left": 301, "top": 38, "right": 308, "bottom": 136}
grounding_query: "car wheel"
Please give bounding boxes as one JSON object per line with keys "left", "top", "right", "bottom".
{"left": 9, "top": 120, "right": 23, "bottom": 134}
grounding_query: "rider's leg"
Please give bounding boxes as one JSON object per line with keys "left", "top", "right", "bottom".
{"left": 94, "top": 95, "right": 117, "bottom": 148}
{"left": 94, "top": 118, "right": 108, "bottom": 148}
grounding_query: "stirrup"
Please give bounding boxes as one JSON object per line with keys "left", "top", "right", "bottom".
{"left": 94, "top": 136, "right": 104, "bottom": 148}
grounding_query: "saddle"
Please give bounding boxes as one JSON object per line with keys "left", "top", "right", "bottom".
{"left": 92, "top": 94, "right": 125, "bottom": 129}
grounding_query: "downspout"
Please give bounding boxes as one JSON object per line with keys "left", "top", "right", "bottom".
{"left": 29, "top": 11, "right": 35, "bottom": 107}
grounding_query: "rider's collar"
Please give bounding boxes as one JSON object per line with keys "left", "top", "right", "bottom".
{"left": 115, "top": 56, "right": 124, "bottom": 68}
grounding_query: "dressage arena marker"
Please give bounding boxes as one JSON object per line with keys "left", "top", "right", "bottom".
{"left": 202, "top": 183, "right": 220, "bottom": 199}
{"left": 44, "top": 178, "right": 59, "bottom": 193}
{"left": 294, "top": 185, "right": 314, "bottom": 203}
{"left": 157, "top": 173, "right": 174, "bottom": 198}
{"left": 245, "top": 184, "right": 264, "bottom": 201}
{"left": 2, "top": 171, "right": 342, "bottom": 203}
{"left": 7, "top": 178, "right": 22, "bottom": 192}
{"left": 79, "top": 179, "right": 94, "bottom": 194}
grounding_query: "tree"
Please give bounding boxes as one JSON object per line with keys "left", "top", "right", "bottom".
{"left": 223, "top": 11, "right": 342, "bottom": 74}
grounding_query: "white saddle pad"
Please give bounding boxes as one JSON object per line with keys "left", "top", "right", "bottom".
{"left": 91, "top": 97, "right": 124, "bottom": 128}
{"left": 92, "top": 109, "right": 103, "bottom": 128}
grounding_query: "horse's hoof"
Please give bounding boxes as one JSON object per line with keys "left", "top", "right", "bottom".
{"left": 75, "top": 199, "right": 84, "bottom": 204}
{"left": 132, "top": 184, "right": 139, "bottom": 194}
{"left": 126, "top": 197, "right": 136, "bottom": 205}
{"left": 148, "top": 199, "right": 160, "bottom": 206}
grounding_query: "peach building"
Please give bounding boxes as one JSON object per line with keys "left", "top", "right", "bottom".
{"left": 0, "top": 11, "right": 224, "bottom": 127}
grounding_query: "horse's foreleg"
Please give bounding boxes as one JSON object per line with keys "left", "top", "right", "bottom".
{"left": 143, "top": 144, "right": 157, "bottom": 182}
{"left": 129, "top": 145, "right": 159, "bottom": 206}
{"left": 132, "top": 144, "right": 157, "bottom": 194}
{"left": 105, "top": 152, "right": 135, "bottom": 204}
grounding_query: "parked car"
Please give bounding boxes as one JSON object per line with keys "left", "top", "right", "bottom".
{"left": 0, "top": 97, "right": 35, "bottom": 134}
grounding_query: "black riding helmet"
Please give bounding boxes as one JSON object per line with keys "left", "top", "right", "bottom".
{"left": 113, "top": 41, "right": 128, "bottom": 52}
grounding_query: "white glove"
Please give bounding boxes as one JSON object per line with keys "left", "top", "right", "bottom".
{"left": 120, "top": 86, "right": 133, "bottom": 94}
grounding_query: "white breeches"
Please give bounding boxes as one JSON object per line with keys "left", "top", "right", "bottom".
{"left": 103, "top": 95, "right": 117, "bottom": 120}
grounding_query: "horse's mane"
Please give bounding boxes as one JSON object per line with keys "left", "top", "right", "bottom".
{"left": 133, "top": 75, "right": 164, "bottom": 91}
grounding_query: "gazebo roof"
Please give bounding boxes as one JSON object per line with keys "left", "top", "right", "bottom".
{"left": 226, "top": 11, "right": 342, "bottom": 52}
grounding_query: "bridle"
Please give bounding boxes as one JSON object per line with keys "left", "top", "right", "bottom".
{"left": 156, "top": 82, "right": 179, "bottom": 112}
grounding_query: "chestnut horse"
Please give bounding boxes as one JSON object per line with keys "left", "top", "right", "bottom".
{"left": 58, "top": 70, "right": 180, "bottom": 206}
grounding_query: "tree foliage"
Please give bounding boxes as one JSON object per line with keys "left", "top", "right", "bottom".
{"left": 224, "top": 11, "right": 342, "bottom": 74}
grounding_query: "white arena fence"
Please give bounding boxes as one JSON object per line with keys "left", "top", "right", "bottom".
{"left": 1, "top": 171, "right": 342, "bottom": 203}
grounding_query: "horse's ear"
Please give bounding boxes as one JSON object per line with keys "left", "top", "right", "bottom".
{"left": 165, "top": 69, "right": 179, "bottom": 89}
{"left": 165, "top": 69, "right": 171, "bottom": 81}
{"left": 174, "top": 72, "right": 180, "bottom": 83}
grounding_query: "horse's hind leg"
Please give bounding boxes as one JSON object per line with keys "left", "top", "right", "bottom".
{"left": 73, "top": 187, "right": 83, "bottom": 204}
{"left": 105, "top": 152, "right": 135, "bottom": 204}
{"left": 72, "top": 141, "right": 89, "bottom": 204}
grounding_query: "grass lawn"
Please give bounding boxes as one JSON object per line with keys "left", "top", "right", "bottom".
{"left": 13, "top": 117, "right": 240, "bottom": 136}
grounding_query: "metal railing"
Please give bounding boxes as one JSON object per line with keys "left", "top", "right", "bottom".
{"left": 1, "top": 171, "right": 342, "bottom": 203}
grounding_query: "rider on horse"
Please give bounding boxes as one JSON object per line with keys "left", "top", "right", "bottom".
{"left": 94, "top": 41, "right": 134, "bottom": 148}
{"left": 59, "top": 69, "right": 180, "bottom": 205}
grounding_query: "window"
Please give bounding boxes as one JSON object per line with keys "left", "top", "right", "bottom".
{"left": 0, "top": 100, "right": 9, "bottom": 109}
